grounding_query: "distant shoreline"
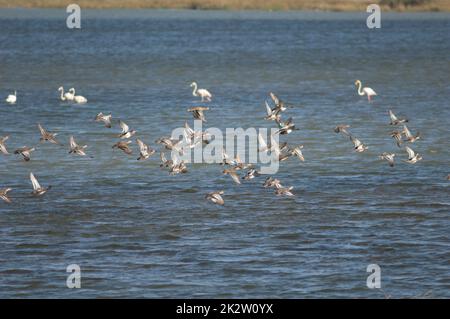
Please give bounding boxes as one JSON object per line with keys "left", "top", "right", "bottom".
{"left": 0, "top": 1, "right": 449, "bottom": 12}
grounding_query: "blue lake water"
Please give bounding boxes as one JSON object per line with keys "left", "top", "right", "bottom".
{"left": 0, "top": 9, "right": 449, "bottom": 298}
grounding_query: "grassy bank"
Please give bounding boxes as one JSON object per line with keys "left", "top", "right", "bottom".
{"left": 0, "top": 0, "right": 449, "bottom": 11}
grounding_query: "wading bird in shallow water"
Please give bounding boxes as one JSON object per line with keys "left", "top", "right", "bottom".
{"left": 38, "top": 124, "right": 62, "bottom": 145}
{"left": 5, "top": 91, "right": 16, "bottom": 104}
{"left": 118, "top": 121, "right": 136, "bottom": 139}
{"left": 447, "top": 174, "right": 450, "bottom": 181}
{"left": 355, "top": 80, "right": 377, "bottom": 102}
{"left": 0, "top": 136, "right": 10, "bottom": 154}
{"left": 14, "top": 146, "right": 35, "bottom": 162}
{"left": 206, "top": 191, "right": 224, "bottom": 205}
{"left": 389, "top": 110, "right": 408, "bottom": 125}
{"left": 69, "top": 136, "right": 88, "bottom": 156}
{"left": 350, "top": 135, "right": 368, "bottom": 153}
{"left": 378, "top": 152, "right": 396, "bottom": 167}
{"left": 402, "top": 125, "right": 420, "bottom": 143}
{"left": 112, "top": 140, "right": 132, "bottom": 155}
{"left": 190, "top": 82, "right": 212, "bottom": 102}
{"left": 334, "top": 125, "right": 350, "bottom": 136}
{"left": 95, "top": 112, "right": 113, "bottom": 128}
{"left": 0, "top": 188, "right": 12, "bottom": 203}
{"left": 136, "top": 138, "right": 155, "bottom": 161}
{"left": 30, "top": 172, "right": 51, "bottom": 196}
{"left": 70, "top": 88, "right": 87, "bottom": 104}
{"left": 58, "top": 86, "right": 74, "bottom": 101}
{"left": 404, "top": 146, "right": 422, "bottom": 164}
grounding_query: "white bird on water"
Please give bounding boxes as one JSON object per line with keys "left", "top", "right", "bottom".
{"left": 190, "top": 82, "right": 212, "bottom": 102}
{"left": 5, "top": 91, "right": 16, "bottom": 104}
{"left": 355, "top": 80, "right": 377, "bottom": 102}
{"left": 58, "top": 87, "right": 74, "bottom": 101}
{"left": 70, "top": 88, "right": 88, "bottom": 104}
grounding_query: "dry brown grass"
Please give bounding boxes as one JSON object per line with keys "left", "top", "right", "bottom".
{"left": 0, "top": 0, "right": 449, "bottom": 11}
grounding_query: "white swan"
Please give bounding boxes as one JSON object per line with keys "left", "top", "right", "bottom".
{"left": 58, "top": 86, "right": 74, "bottom": 101}
{"left": 190, "top": 82, "right": 212, "bottom": 102}
{"left": 70, "top": 88, "right": 88, "bottom": 104}
{"left": 355, "top": 80, "right": 377, "bottom": 102}
{"left": 5, "top": 91, "right": 16, "bottom": 104}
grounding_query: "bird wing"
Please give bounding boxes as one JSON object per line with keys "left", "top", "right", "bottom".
{"left": 136, "top": 139, "right": 147, "bottom": 153}
{"left": 119, "top": 121, "right": 129, "bottom": 133}
{"left": 284, "top": 117, "right": 294, "bottom": 126}
{"left": 0, "top": 143, "right": 8, "bottom": 154}
{"left": 350, "top": 136, "right": 362, "bottom": 147}
{"left": 38, "top": 124, "right": 47, "bottom": 137}
{"left": 258, "top": 133, "right": 267, "bottom": 151}
{"left": 171, "top": 152, "right": 180, "bottom": 166}
{"left": 403, "top": 125, "right": 412, "bottom": 138}
{"left": 235, "top": 154, "right": 242, "bottom": 165}
{"left": 30, "top": 173, "right": 41, "bottom": 190}
{"left": 270, "top": 92, "right": 280, "bottom": 105}
{"left": 212, "top": 194, "right": 224, "bottom": 205}
{"left": 69, "top": 136, "right": 77, "bottom": 149}
{"left": 270, "top": 135, "right": 281, "bottom": 156}
{"left": 222, "top": 148, "right": 230, "bottom": 161}
{"left": 405, "top": 146, "right": 415, "bottom": 159}
{"left": 265, "top": 101, "right": 272, "bottom": 116}
{"left": 160, "top": 152, "right": 167, "bottom": 163}
{"left": 389, "top": 110, "right": 398, "bottom": 122}
{"left": 229, "top": 171, "right": 241, "bottom": 184}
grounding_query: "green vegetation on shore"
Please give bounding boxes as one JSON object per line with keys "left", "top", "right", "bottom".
{"left": 0, "top": 0, "right": 449, "bottom": 11}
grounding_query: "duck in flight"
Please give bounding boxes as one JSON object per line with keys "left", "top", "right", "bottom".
{"left": 205, "top": 191, "right": 224, "bottom": 205}
{"left": 334, "top": 125, "right": 350, "bottom": 136}
{"left": 118, "top": 121, "right": 136, "bottom": 139}
{"left": 187, "top": 106, "right": 209, "bottom": 122}
{"left": 389, "top": 110, "right": 408, "bottom": 125}
{"left": 275, "top": 186, "right": 294, "bottom": 197}
{"left": 0, "top": 136, "right": 10, "bottom": 155}
{"left": 69, "top": 136, "right": 88, "bottom": 156}
{"left": 112, "top": 140, "right": 133, "bottom": 155}
{"left": 136, "top": 138, "right": 155, "bottom": 161}
{"left": 379, "top": 152, "right": 396, "bottom": 167}
{"left": 350, "top": 135, "right": 368, "bottom": 153}
{"left": 38, "top": 124, "right": 62, "bottom": 145}
{"left": 390, "top": 130, "right": 403, "bottom": 148}
{"left": 223, "top": 168, "right": 241, "bottom": 185}
{"left": 14, "top": 146, "right": 35, "bottom": 161}
{"left": 0, "top": 188, "right": 12, "bottom": 203}
{"left": 95, "top": 112, "right": 113, "bottom": 128}
{"left": 263, "top": 177, "right": 283, "bottom": 189}
{"left": 30, "top": 172, "right": 51, "bottom": 196}
{"left": 402, "top": 125, "right": 420, "bottom": 143}
{"left": 404, "top": 146, "right": 422, "bottom": 164}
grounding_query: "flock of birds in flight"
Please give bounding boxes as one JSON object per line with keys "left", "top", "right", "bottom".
{"left": 0, "top": 80, "right": 447, "bottom": 205}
